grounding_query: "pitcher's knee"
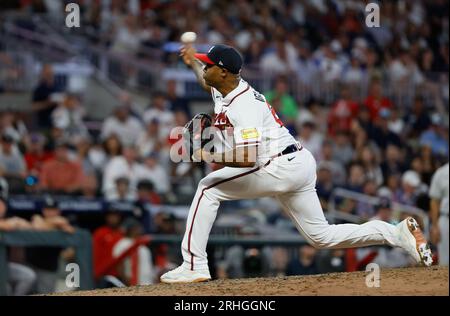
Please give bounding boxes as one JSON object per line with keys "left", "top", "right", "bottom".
{"left": 196, "top": 178, "right": 219, "bottom": 201}
{"left": 305, "top": 228, "right": 333, "bottom": 249}
{"left": 308, "top": 237, "right": 328, "bottom": 249}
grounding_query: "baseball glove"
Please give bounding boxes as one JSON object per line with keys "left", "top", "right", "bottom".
{"left": 183, "top": 113, "right": 213, "bottom": 161}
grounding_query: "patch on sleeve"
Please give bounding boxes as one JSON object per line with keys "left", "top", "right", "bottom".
{"left": 240, "top": 128, "right": 259, "bottom": 140}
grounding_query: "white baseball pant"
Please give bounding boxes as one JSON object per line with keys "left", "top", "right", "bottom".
{"left": 438, "top": 215, "right": 449, "bottom": 266}
{"left": 181, "top": 148, "right": 401, "bottom": 271}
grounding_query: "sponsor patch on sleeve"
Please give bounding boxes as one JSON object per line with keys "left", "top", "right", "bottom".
{"left": 240, "top": 128, "right": 259, "bottom": 140}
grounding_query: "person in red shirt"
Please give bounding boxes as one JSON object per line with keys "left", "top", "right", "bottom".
{"left": 92, "top": 209, "right": 124, "bottom": 280}
{"left": 39, "top": 141, "right": 84, "bottom": 194}
{"left": 363, "top": 80, "right": 393, "bottom": 122}
{"left": 24, "top": 133, "right": 54, "bottom": 174}
{"left": 328, "top": 86, "right": 359, "bottom": 136}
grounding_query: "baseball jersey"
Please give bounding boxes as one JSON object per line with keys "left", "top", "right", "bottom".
{"left": 210, "top": 79, "right": 297, "bottom": 164}
{"left": 429, "top": 163, "right": 449, "bottom": 215}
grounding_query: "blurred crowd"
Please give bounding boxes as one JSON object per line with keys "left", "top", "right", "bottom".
{"left": 0, "top": 0, "right": 448, "bottom": 295}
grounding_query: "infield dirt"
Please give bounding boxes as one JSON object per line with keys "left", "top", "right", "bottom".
{"left": 52, "top": 266, "right": 448, "bottom": 296}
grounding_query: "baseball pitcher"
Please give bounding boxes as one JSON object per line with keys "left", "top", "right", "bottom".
{"left": 160, "top": 44, "right": 433, "bottom": 283}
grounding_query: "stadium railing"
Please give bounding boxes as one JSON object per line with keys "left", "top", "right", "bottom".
{"left": 0, "top": 229, "right": 93, "bottom": 295}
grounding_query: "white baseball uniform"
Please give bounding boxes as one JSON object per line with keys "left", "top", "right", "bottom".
{"left": 429, "top": 163, "right": 449, "bottom": 266}
{"left": 181, "top": 79, "right": 402, "bottom": 271}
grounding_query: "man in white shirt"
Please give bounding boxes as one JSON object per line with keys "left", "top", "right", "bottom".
{"left": 51, "top": 93, "right": 88, "bottom": 144}
{"left": 137, "top": 152, "right": 171, "bottom": 195}
{"left": 160, "top": 44, "right": 433, "bottom": 284}
{"left": 101, "top": 106, "right": 143, "bottom": 147}
{"left": 102, "top": 145, "right": 141, "bottom": 199}
{"left": 143, "top": 92, "right": 175, "bottom": 141}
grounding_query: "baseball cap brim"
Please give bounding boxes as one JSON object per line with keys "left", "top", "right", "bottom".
{"left": 194, "top": 53, "right": 215, "bottom": 65}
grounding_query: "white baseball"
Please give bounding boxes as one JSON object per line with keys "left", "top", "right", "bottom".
{"left": 180, "top": 31, "right": 197, "bottom": 43}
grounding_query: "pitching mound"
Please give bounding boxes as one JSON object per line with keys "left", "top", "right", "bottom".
{"left": 56, "top": 266, "right": 448, "bottom": 296}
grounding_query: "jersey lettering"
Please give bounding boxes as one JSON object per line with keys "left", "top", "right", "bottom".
{"left": 214, "top": 112, "right": 233, "bottom": 130}
{"left": 266, "top": 102, "right": 284, "bottom": 127}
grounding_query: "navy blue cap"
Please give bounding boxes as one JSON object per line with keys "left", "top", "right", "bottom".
{"left": 195, "top": 44, "right": 243, "bottom": 74}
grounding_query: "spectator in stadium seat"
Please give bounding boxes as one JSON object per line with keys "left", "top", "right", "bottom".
{"left": 143, "top": 92, "right": 175, "bottom": 141}
{"left": 355, "top": 179, "right": 379, "bottom": 220}
{"left": 136, "top": 118, "right": 162, "bottom": 158}
{"left": 332, "top": 131, "right": 354, "bottom": 168}
{"left": 414, "top": 145, "right": 440, "bottom": 185}
{"left": 93, "top": 208, "right": 124, "bottom": 281}
{"left": 135, "top": 180, "right": 161, "bottom": 234}
{"left": 110, "top": 14, "right": 147, "bottom": 56}
{"left": 380, "top": 173, "right": 403, "bottom": 202}
{"left": 396, "top": 170, "right": 423, "bottom": 206}
{"left": 294, "top": 41, "right": 316, "bottom": 86}
{"left": 386, "top": 106, "right": 405, "bottom": 136}
{"left": 74, "top": 137, "right": 97, "bottom": 176}
{"left": 317, "top": 140, "right": 346, "bottom": 186}
{"left": 285, "top": 244, "right": 319, "bottom": 276}
{"left": 297, "top": 120, "right": 323, "bottom": 159}
{"left": 380, "top": 145, "right": 406, "bottom": 183}
{"left": 102, "top": 145, "right": 141, "bottom": 199}
{"left": 0, "top": 110, "right": 28, "bottom": 145}
{"left": 39, "top": 141, "right": 84, "bottom": 195}
{"left": 101, "top": 106, "right": 143, "bottom": 147}
{"left": 106, "top": 177, "right": 135, "bottom": 202}
{"left": 260, "top": 39, "right": 298, "bottom": 75}
{"left": 102, "top": 134, "right": 123, "bottom": 163}
{"left": 368, "top": 109, "right": 402, "bottom": 150}
{"left": 327, "top": 86, "right": 359, "bottom": 136}
{"left": 419, "top": 114, "right": 449, "bottom": 158}
{"left": 357, "top": 146, "right": 384, "bottom": 187}
{"left": 316, "top": 162, "right": 334, "bottom": 207}
{"left": 314, "top": 42, "right": 345, "bottom": 83}
{"left": 24, "top": 133, "right": 54, "bottom": 174}
{"left": 113, "top": 217, "right": 155, "bottom": 285}
{"left": 136, "top": 179, "right": 159, "bottom": 205}
{"left": 31, "top": 64, "right": 61, "bottom": 130}
{"left": 79, "top": 174, "right": 99, "bottom": 199}
{"left": 51, "top": 93, "right": 89, "bottom": 145}
{"left": 117, "top": 91, "right": 144, "bottom": 120}
{"left": 342, "top": 53, "right": 365, "bottom": 86}
{"left": 0, "top": 132, "right": 27, "bottom": 193}
{"left": 137, "top": 152, "right": 171, "bottom": 195}
{"left": 166, "top": 79, "right": 191, "bottom": 118}
{"left": 363, "top": 79, "right": 393, "bottom": 122}
{"left": 264, "top": 76, "right": 298, "bottom": 125}
{"left": 345, "top": 163, "right": 366, "bottom": 193}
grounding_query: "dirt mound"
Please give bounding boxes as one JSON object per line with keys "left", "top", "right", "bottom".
{"left": 55, "top": 266, "right": 448, "bottom": 296}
